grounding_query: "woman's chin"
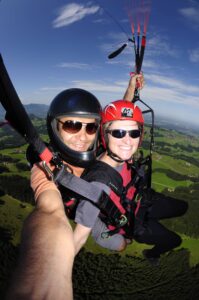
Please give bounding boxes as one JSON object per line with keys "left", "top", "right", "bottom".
{"left": 118, "top": 154, "right": 132, "bottom": 161}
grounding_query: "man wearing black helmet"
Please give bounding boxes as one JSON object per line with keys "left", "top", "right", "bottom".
{"left": 6, "top": 88, "right": 102, "bottom": 300}
{"left": 7, "top": 75, "right": 143, "bottom": 300}
{"left": 47, "top": 88, "right": 101, "bottom": 168}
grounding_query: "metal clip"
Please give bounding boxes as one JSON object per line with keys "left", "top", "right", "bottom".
{"left": 41, "top": 161, "right": 54, "bottom": 180}
{"left": 119, "top": 214, "right": 128, "bottom": 226}
{"left": 101, "top": 232, "right": 110, "bottom": 239}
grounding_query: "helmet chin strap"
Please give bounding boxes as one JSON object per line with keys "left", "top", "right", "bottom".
{"left": 107, "top": 147, "right": 130, "bottom": 163}
{"left": 105, "top": 132, "right": 132, "bottom": 163}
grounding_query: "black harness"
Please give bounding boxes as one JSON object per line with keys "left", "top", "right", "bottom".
{"left": 26, "top": 144, "right": 129, "bottom": 231}
{"left": 82, "top": 160, "right": 128, "bottom": 230}
{"left": 27, "top": 145, "right": 153, "bottom": 239}
{"left": 80, "top": 158, "right": 153, "bottom": 239}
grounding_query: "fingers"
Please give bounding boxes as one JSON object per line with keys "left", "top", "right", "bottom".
{"left": 129, "top": 72, "right": 145, "bottom": 90}
{"left": 136, "top": 73, "right": 145, "bottom": 90}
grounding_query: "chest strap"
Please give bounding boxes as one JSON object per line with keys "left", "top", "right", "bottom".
{"left": 42, "top": 161, "right": 103, "bottom": 203}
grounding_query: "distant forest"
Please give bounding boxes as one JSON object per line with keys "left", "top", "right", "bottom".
{"left": 1, "top": 241, "right": 199, "bottom": 299}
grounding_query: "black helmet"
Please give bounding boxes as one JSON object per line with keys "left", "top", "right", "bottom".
{"left": 47, "top": 88, "right": 101, "bottom": 167}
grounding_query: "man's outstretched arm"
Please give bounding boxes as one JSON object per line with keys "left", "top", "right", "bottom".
{"left": 6, "top": 166, "right": 75, "bottom": 300}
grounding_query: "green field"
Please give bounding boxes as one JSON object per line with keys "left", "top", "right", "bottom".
{"left": 82, "top": 230, "right": 199, "bottom": 267}
{"left": 0, "top": 195, "right": 199, "bottom": 268}
{"left": 0, "top": 196, "right": 33, "bottom": 243}
{"left": 0, "top": 121, "right": 199, "bottom": 298}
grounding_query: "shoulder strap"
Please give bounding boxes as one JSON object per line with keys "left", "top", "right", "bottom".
{"left": 41, "top": 162, "right": 103, "bottom": 202}
{"left": 81, "top": 160, "right": 128, "bottom": 229}
{"left": 82, "top": 160, "right": 123, "bottom": 196}
{"left": 26, "top": 144, "right": 104, "bottom": 202}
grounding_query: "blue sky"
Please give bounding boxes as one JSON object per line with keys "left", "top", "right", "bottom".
{"left": 0, "top": 0, "right": 199, "bottom": 127}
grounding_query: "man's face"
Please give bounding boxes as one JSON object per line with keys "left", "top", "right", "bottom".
{"left": 58, "top": 116, "right": 98, "bottom": 152}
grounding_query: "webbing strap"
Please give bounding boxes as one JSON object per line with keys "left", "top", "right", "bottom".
{"left": 50, "top": 163, "right": 127, "bottom": 228}
{"left": 51, "top": 164, "right": 103, "bottom": 202}
{"left": 0, "top": 54, "right": 53, "bottom": 162}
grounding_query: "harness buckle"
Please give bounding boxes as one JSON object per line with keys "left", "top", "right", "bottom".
{"left": 119, "top": 214, "right": 128, "bottom": 226}
{"left": 101, "top": 232, "right": 110, "bottom": 239}
{"left": 101, "top": 214, "right": 128, "bottom": 239}
{"left": 41, "top": 153, "right": 73, "bottom": 182}
{"left": 41, "top": 161, "right": 54, "bottom": 180}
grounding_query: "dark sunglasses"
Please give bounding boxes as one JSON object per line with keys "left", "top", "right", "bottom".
{"left": 57, "top": 119, "right": 99, "bottom": 135}
{"left": 106, "top": 129, "right": 141, "bottom": 139}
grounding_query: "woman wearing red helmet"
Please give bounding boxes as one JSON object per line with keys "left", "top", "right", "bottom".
{"left": 73, "top": 78, "right": 188, "bottom": 266}
{"left": 100, "top": 100, "right": 144, "bottom": 163}
{"left": 73, "top": 99, "right": 147, "bottom": 253}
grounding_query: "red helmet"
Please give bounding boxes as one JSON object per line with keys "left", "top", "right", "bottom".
{"left": 101, "top": 100, "right": 144, "bottom": 126}
{"left": 100, "top": 100, "right": 144, "bottom": 150}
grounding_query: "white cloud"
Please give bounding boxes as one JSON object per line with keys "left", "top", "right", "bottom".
{"left": 67, "top": 78, "right": 199, "bottom": 114}
{"left": 53, "top": 3, "right": 100, "bottom": 28}
{"left": 68, "top": 75, "right": 199, "bottom": 106}
{"left": 138, "top": 59, "right": 159, "bottom": 69}
{"left": 143, "top": 74, "right": 199, "bottom": 109}
{"left": 106, "top": 57, "right": 159, "bottom": 71}
{"left": 70, "top": 80, "right": 125, "bottom": 93}
{"left": 179, "top": 6, "right": 199, "bottom": 25}
{"left": 40, "top": 86, "right": 66, "bottom": 91}
{"left": 147, "top": 35, "right": 178, "bottom": 58}
{"left": 57, "top": 62, "right": 91, "bottom": 69}
{"left": 92, "top": 18, "right": 110, "bottom": 25}
{"left": 143, "top": 85, "right": 199, "bottom": 108}
{"left": 145, "top": 73, "right": 199, "bottom": 94}
{"left": 189, "top": 48, "right": 199, "bottom": 62}
{"left": 38, "top": 72, "right": 199, "bottom": 112}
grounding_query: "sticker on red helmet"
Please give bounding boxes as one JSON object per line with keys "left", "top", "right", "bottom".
{"left": 121, "top": 108, "right": 133, "bottom": 118}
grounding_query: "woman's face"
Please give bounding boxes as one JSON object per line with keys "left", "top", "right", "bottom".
{"left": 107, "top": 120, "right": 140, "bottom": 161}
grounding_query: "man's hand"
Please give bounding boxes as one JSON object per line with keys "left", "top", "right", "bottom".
{"left": 73, "top": 223, "right": 92, "bottom": 255}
